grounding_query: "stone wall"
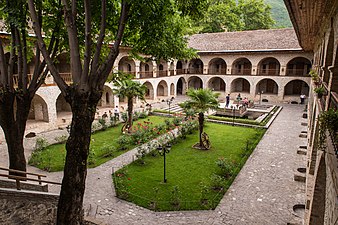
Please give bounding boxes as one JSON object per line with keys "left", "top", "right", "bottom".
{"left": 0, "top": 179, "right": 48, "bottom": 192}
{"left": 0, "top": 188, "right": 58, "bottom": 225}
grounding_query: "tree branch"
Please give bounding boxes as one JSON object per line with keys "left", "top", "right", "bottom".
{"left": 0, "top": 39, "right": 8, "bottom": 86}
{"left": 14, "top": 28, "right": 23, "bottom": 90}
{"left": 82, "top": 0, "right": 92, "bottom": 88}
{"left": 90, "top": 0, "right": 106, "bottom": 76}
{"left": 61, "top": 0, "right": 82, "bottom": 85}
{"left": 96, "top": 0, "right": 130, "bottom": 89}
{"left": 27, "top": 0, "right": 68, "bottom": 94}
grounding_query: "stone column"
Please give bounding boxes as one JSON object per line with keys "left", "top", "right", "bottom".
{"left": 152, "top": 61, "right": 157, "bottom": 78}
{"left": 135, "top": 60, "right": 140, "bottom": 79}
{"left": 280, "top": 66, "right": 286, "bottom": 76}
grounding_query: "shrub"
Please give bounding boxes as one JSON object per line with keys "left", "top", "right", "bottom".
{"left": 170, "top": 185, "right": 181, "bottom": 209}
{"left": 117, "top": 135, "right": 132, "bottom": 150}
{"left": 88, "top": 148, "right": 96, "bottom": 165}
{"left": 98, "top": 118, "right": 107, "bottom": 130}
{"left": 99, "top": 145, "right": 116, "bottom": 158}
{"left": 216, "top": 158, "right": 237, "bottom": 178}
{"left": 210, "top": 174, "right": 225, "bottom": 190}
{"left": 172, "top": 117, "right": 181, "bottom": 126}
{"left": 121, "top": 112, "right": 128, "bottom": 122}
{"left": 54, "top": 135, "right": 68, "bottom": 144}
{"left": 138, "top": 111, "right": 148, "bottom": 119}
{"left": 35, "top": 137, "right": 49, "bottom": 152}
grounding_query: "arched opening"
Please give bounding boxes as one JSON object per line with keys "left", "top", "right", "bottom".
{"left": 170, "top": 83, "right": 175, "bottom": 95}
{"left": 188, "top": 76, "right": 203, "bottom": 89}
{"left": 29, "top": 94, "right": 49, "bottom": 122}
{"left": 232, "top": 58, "right": 252, "bottom": 75}
{"left": 284, "top": 80, "right": 309, "bottom": 96}
{"left": 256, "top": 78, "right": 278, "bottom": 95}
{"left": 177, "top": 77, "right": 186, "bottom": 95}
{"left": 140, "top": 61, "right": 153, "bottom": 78}
{"left": 143, "top": 81, "right": 154, "bottom": 100}
{"left": 257, "top": 57, "right": 280, "bottom": 75}
{"left": 169, "top": 62, "right": 175, "bottom": 76}
{"left": 286, "top": 57, "right": 312, "bottom": 76}
{"left": 56, "top": 94, "right": 71, "bottom": 116}
{"left": 188, "top": 59, "right": 203, "bottom": 74}
{"left": 208, "top": 58, "right": 226, "bottom": 75}
{"left": 157, "top": 61, "right": 167, "bottom": 77}
{"left": 208, "top": 77, "right": 226, "bottom": 92}
{"left": 176, "top": 61, "right": 185, "bottom": 75}
{"left": 231, "top": 78, "right": 250, "bottom": 93}
{"left": 118, "top": 56, "right": 136, "bottom": 77}
{"left": 322, "top": 29, "right": 335, "bottom": 84}
{"left": 157, "top": 80, "right": 168, "bottom": 97}
{"left": 55, "top": 53, "right": 72, "bottom": 84}
{"left": 98, "top": 85, "right": 114, "bottom": 107}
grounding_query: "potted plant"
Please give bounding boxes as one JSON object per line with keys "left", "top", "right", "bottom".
{"left": 309, "top": 69, "right": 321, "bottom": 85}
{"left": 314, "top": 86, "right": 325, "bottom": 98}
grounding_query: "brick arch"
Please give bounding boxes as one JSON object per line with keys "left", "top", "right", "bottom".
{"left": 157, "top": 80, "right": 168, "bottom": 97}
{"left": 143, "top": 81, "right": 154, "bottom": 100}
{"left": 176, "top": 77, "right": 187, "bottom": 95}
{"left": 29, "top": 94, "right": 49, "bottom": 122}
{"left": 257, "top": 57, "right": 281, "bottom": 76}
{"left": 284, "top": 79, "right": 310, "bottom": 96}
{"left": 188, "top": 76, "right": 203, "bottom": 89}
{"left": 208, "top": 76, "right": 226, "bottom": 92}
{"left": 230, "top": 77, "right": 250, "bottom": 93}
{"left": 286, "top": 57, "right": 312, "bottom": 76}
{"left": 232, "top": 57, "right": 252, "bottom": 75}
{"left": 208, "top": 57, "right": 227, "bottom": 75}
{"left": 256, "top": 78, "right": 278, "bottom": 95}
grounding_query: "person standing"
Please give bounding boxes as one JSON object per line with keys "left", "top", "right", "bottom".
{"left": 114, "top": 106, "right": 120, "bottom": 120}
{"left": 300, "top": 94, "right": 306, "bottom": 104}
{"left": 226, "top": 94, "right": 230, "bottom": 108}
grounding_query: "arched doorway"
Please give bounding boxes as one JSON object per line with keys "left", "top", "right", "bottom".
{"left": 208, "top": 77, "right": 226, "bottom": 91}
{"left": 140, "top": 61, "right": 153, "bottom": 78}
{"left": 286, "top": 57, "right": 312, "bottom": 76}
{"left": 118, "top": 56, "right": 136, "bottom": 77}
{"left": 231, "top": 78, "right": 250, "bottom": 93}
{"left": 157, "top": 80, "right": 168, "bottom": 97}
{"left": 157, "top": 60, "right": 168, "bottom": 77}
{"left": 208, "top": 58, "right": 226, "bottom": 75}
{"left": 177, "top": 77, "right": 186, "bottom": 95}
{"left": 284, "top": 80, "right": 309, "bottom": 96}
{"left": 170, "top": 83, "right": 175, "bottom": 96}
{"left": 188, "top": 76, "right": 203, "bottom": 89}
{"left": 256, "top": 78, "right": 278, "bottom": 95}
{"left": 29, "top": 94, "right": 49, "bottom": 122}
{"left": 257, "top": 57, "right": 281, "bottom": 75}
{"left": 143, "top": 81, "right": 154, "bottom": 100}
{"left": 188, "top": 59, "right": 203, "bottom": 74}
{"left": 232, "top": 58, "right": 252, "bottom": 75}
{"left": 98, "top": 85, "right": 114, "bottom": 107}
{"left": 176, "top": 61, "right": 184, "bottom": 75}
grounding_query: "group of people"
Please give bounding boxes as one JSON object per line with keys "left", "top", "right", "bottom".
{"left": 101, "top": 106, "right": 120, "bottom": 121}
{"left": 225, "top": 93, "right": 250, "bottom": 108}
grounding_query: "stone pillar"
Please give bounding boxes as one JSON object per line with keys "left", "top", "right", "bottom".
{"left": 166, "top": 62, "right": 170, "bottom": 76}
{"left": 203, "top": 64, "right": 208, "bottom": 75}
{"left": 252, "top": 66, "right": 258, "bottom": 75}
{"left": 280, "top": 66, "right": 286, "bottom": 76}
{"left": 152, "top": 61, "right": 157, "bottom": 78}
{"left": 227, "top": 66, "right": 232, "bottom": 75}
{"left": 135, "top": 60, "right": 140, "bottom": 79}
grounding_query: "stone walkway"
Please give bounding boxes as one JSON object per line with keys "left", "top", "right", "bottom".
{"left": 0, "top": 104, "right": 307, "bottom": 225}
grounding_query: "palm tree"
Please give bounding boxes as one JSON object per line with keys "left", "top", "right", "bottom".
{"left": 113, "top": 79, "right": 147, "bottom": 130}
{"left": 183, "top": 88, "right": 219, "bottom": 149}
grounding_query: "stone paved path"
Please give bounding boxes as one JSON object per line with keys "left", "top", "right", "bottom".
{"left": 0, "top": 104, "right": 307, "bottom": 225}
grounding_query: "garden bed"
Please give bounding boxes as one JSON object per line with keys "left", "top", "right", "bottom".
{"left": 113, "top": 123, "right": 265, "bottom": 211}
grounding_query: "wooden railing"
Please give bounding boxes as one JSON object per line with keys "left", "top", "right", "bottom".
{"left": 157, "top": 70, "right": 168, "bottom": 77}
{"left": 13, "top": 74, "right": 33, "bottom": 87}
{"left": 187, "top": 68, "right": 203, "bottom": 74}
{"left": 285, "top": 69, "right": 310, "bottom": 76}
{"left": 59, "top": 73, "right": 72, "bottom": 84}
{"left": 208, "top": 68, "right": 226, "bottom": 75}
{"left": 139, "top": 71, "right": 153, "bottom": 78}
{"left": 0, "top": 167, "right": 61, "bottom": 190}
{"left": 231, "top": 69, "right": 252, "bottom": 75}
{"left": 256, "top": 69, "right": 280, "bottom": 76}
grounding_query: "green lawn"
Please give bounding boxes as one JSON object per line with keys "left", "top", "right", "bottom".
{"left": 113, "top": 122, "right": 265, "bottom": 211}
{"left": 28, "top": 116, "right": 170, "bottom": 172}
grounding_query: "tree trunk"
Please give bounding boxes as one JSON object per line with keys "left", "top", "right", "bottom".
{"left": 56, "top": 90, "right": 99, "bottom": 225}
{"left": 127, "top": 97, "right": 133, "bottom": 131}
{"left": 199, "top": 112, "right": 204, "bottom": 147}
{"left": 0, "top": 92, "right": 31, "bottom": 176}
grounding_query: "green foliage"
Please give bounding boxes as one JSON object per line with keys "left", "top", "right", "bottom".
{"left": 35, "top": 137, "right": 49, "bottom": 152}
{"left": 318, "top": 109, "right": 338, "bottom": 150}
{"left": 170, "top": 186, "right": 181, "bottom": 208}
{"left": 191, "top": 0, "right": 275, "bottom": 33}
{"left": 113, "top": 123, "right": 265, "bottom": 211}
{"left": 215, "top": 158, "right": 237, "bottom": 178}
{"left": 54, "top": 135, "right": 68, "bottom": 144}
{"left": 117, "top": 135, "right": 133, "bottom": 150}
{"left": 183, "top": 88, "right": 220, "bottom": 114}
{"left": 264, "top": 0, "right": 292, "bottom": 28}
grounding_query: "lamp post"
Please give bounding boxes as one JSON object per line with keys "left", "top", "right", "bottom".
{"left": 166, "top": 98, "right": 173, "bottom": 116}
{"left": 259, "top": 91, "right": 263, "bottom": 105}
{"left": 157, "top": 143, "right": 171, "bottom": 183}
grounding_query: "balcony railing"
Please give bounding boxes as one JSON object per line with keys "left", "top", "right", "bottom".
{"left": 157, "top": 70, "right": 168, "bottom": 77}
{"left": 187, "top": 68, "right": 203, "bottom": 74}
{"left": 13, "top": 74, "right": 33, "bottom": 87}
{"left": 231, "top": 69, "right": 252, "bottom": 75}
{"left": 139, "top": 71, "right": 153, "bottom": 78}
{"left": 60, "top": 73, "right": 73, "bottom": 84}
{"left": 176, "top": 69, "right": 186, "bottom": 75}
{"left": 170, "top": 70, "right": 174, "bottom": 76}
{"left": 256, "top": 69, "right": 280, "bottom": 76}
{"left": 208, "top": 68, "right": 226, "bottom": 75}
{"left": 285, "top": 69, "right": 310, "bottom": 76}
